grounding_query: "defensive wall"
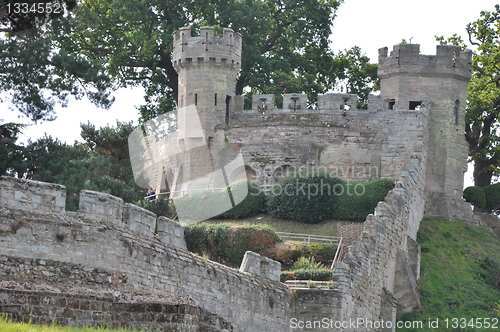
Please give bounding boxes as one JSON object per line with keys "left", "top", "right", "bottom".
{"left": 0, "top": 149, "right": 458, "bottom": 331}
{"left": 0, "top": 176, "right": 292, "bottom": 331}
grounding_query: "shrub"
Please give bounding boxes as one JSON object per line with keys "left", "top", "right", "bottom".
{"left": 484, "top": 183, "right": 500, "bottom": 214}
{"left": 219, "top": 181, "right": 266, "bottom": 219}
{"left": 292, "top": 256, "right": 325, "bottom": 270}
{"left": 479, "top": 256, "right": 500, "bottom": 290}
{"left": 335, "top": 178, "right": 395, "bottom": 221}
{"left": 463, "top": 186, "right": 486, "bottom": 209}
{"left": 307, "top": 243, "right": 337, "bottom": 264}
{"left": 292, "top": 268, "right": 333, "bottom": 281}
{"left": 184, "top": 223, "right": 279, "bottom": 267}
{"left": 134, "top": 197, "right": 174, "bottom": 218}
{"left": 266, "top": 172, "right": 394, "bottom": 223}
{"left": 174, "top": 181, "right": 265, "bottom": 221}
{"left": 266, "top": 171, "right": 344, "bottom": 223}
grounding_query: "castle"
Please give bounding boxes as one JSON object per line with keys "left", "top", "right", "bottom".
{"left": 0, "top": 27, "right": 479, "bottom": 331}
{"left": 132, "top": 26, "right": 472, "bottom": 223}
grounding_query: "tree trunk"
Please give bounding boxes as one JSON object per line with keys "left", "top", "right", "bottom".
{"left": 473, "top": 159, "right": 493, "bottom": 187}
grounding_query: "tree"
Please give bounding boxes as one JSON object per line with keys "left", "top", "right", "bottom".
{"left": 0, "top": 122, "right": 25, "bottom": 177}
{"left": 13, "top": 122, "right": 144, "bottom": 210}
{"left": 65, "top": 0, "right": 377, "bottom": 121}
{"left": 0, "top": 0, "right": 115, "bottom": 122}
{"left": 437, "top": 5, "right": 500, "bottom": 187}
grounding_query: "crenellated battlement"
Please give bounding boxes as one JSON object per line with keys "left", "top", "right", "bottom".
{"left": 378, "top": 44, "right": 472, "bottom": 80}
{"left": 0, "top": 176, "right": 187, "bottom": 250}
{"left": 172, "top": 26, "right": 242, "bottom": 70}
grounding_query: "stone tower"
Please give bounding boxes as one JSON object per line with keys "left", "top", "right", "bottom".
{"left": 172, "top": 26, "right": 242, "bottom": 141}
{"left": 171, "top": 27, "right": 242, "bottom": 190}
{"left": 378, "top": 44, "right": 472, "bottom": 218}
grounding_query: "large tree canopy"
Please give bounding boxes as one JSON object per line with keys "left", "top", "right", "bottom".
{"left": 66, "top": 0, "right": 377, "bottom": 121}
{"left": 0, "top": 0, "right": 115, "bottom": 122}
{"left": 438, "top": 4, "right": 500, "bottom": 187}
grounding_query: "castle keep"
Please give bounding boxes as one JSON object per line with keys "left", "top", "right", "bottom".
{"left": 138, "top": 26, "right": 472, "bottom": 223}
{"left": 0, "top": 27, "right": 475, "bottom": 331}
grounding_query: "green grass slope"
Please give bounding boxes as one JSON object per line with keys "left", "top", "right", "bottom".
{"left": 398, "top": 218, "right": 500, "bottom": 331}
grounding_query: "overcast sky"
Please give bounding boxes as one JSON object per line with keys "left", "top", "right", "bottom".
{"left": 2, "top": 0, "right": 498, "bottom": 154}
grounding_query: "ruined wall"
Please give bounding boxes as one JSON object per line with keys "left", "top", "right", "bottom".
{"left": 0, "top": 176, "right": 292, "bottom": 332}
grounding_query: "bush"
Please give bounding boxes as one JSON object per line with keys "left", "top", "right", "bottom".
{"left": 335, "top": 178, "right": 395, "bottom": 220}
{"left": 280, "top": 268, "right": 333, "bottom": 282}
{"left": 307, "top": 243, "right": 337, "bottom": 264}
{"left": 219, "top": 181, "right": 266, "bottom": 219}
{"left": 134, "top": 197, "right": 174, "bottom": 218}
{"left": 184, "top": 223, "right": 279, "bottom": 267}
{"left": 463, "top": 186, "right": 486, "bottom": 209}
{"left": 174, "top": 180, "right": 265, "bottom": 221}
{"left": 292, "top": 256, "right": 325, "bottom": 270}
{"left": 266, "top": 171, "right": 344, "bottom": 223}
{"left": 484, "top": 183, "right": 500, "bottom": 214}
{"left": 267, "top": 172, "right": 394, "bottom": 223}
{"left": 479, "top": 256, "right": 500, "bottom": 290}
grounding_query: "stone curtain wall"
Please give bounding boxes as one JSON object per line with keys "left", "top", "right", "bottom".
{"left": 224, "top": 101, "right": 429, "bottom": 187}
{"left": 331, "top": 154, "right": 428, "bottom": 331}
{"left": 0, "top": 176, "right": 292, "bottom": 331}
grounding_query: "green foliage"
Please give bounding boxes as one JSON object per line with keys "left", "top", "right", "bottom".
{"left": 175, "top": 181, "right": 265, "bottom": 221}
{"left": 292, "top": 256, "right": 325, "bottom": 270}
{"left": 219, "top": 181, "right": 266, "bottom": 219}
{"left": 0, "top": 19, "right": 114, "bottom": 122}
{"left": 438, "top": 5, "right": 500, "bottom": 186}
{"left": 463, "top": 186, "right": 486, "bottom": 208}
{"left": 134, "top": 197, "right": 174, "bottom": 219}
{"left": 184, "top": 223, "right": 279, "bottom": 267}
{"left": 397, "top": 218, "right": 500, "bottom": 331}
{"left": 335, "top": 178, "right": 395, "bottom": 220}
{"left": 484, "top": 183, "right": 500, "bottom": 214}
{"left": 267, "top": 172, "right": 394, "bottom": 223}
{"left": 61, "top": 0, "right": 379, "bottom": 121}
{"left": 13, "top": 122, "right": 144, "bottom": 210}
{"left": 280, "top": 268, "right": 332, "bottom": 282}
{"left": 479, "top": 256, "right": 500, "bottom": 290}
{"left": 266, "top": 171, "right": 344, "bottom": 223}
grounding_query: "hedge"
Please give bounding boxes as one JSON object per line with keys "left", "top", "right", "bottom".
{"left": 280, "top": 268, "right": 333, "bottom": 282}
{"left": 464, "top": 183, "right": 500, "bottom": 213}
{"left": 335, "top": 178, "right": 395, "bottom": 220}
{"left": 484, "top": 183, "right": 500, "bottom": 214}
{"left": 266, "top": 171, "right": 344, "bottom": 223}
{"left": 174, "top": 180, "right": 265, "bottom": 221}
{"left": 184, "top": 223, "right": 279, "bottom": 267}
{"left": 267, "top": 172, "right": 394, "bottom": 223}
{"left": 463, "top": 186, "right": 486, "bottom": 209}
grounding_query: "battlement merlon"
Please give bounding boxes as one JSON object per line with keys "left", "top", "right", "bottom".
{"left": 378, "top": 44, "right": 472, "bottom": 81}
{"left": 172, "top": 26, "right": 242, "bottom": 70}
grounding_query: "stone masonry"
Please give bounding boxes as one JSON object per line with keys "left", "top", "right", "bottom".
{"left": 1, "top": 27, "right": 476, "bottom": 332}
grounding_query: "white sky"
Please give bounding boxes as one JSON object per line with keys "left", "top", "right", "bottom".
{"left": 1, "top": 0, "right": 498, "bottom": 186}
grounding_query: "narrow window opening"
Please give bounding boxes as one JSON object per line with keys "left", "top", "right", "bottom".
{"left": 388, "top": 99, "right": 395, "bottom": 110}
{"left": 409, "top": 101, "right": 422, "bottom": 110}
{"left": 215, "top": 94, "right": 217, "bottom": 106}
{"left": 225, "top": 95, "right": 231, "bottom": 125}
{"left": 453, "top": 100, "right": 459, "bottom": 125}
{"left": 195, "top": 93, "right": 198, "bottom": 106}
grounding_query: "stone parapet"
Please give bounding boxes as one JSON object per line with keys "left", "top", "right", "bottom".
{"left": 378, "top": 44, "right": 472, "bottom": 81}
{"left": 79, "top": 190, "right": 123, "bottom": 225}
{"left": 239, "top": 251, "right": 281, "bottom": 282}
{"left": 172, "top": 26, "right": 242, "bottom": 71}
{"left": 0, "top": 176, "right": 66, "bottom": 213}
